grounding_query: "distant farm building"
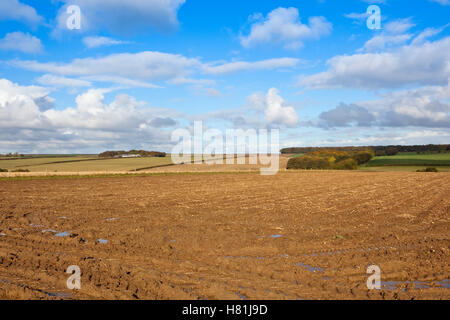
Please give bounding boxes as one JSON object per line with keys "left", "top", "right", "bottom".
{"left": 116, "top": 154, "right": 141, "bottom": 158}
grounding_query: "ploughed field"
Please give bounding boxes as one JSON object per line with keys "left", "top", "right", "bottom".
{"left": 0, "top": 171, "right": 449, "bottom": 300}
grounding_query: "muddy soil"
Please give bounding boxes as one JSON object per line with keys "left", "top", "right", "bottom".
{"left": 0, "top": 172, "right": 449, "bottom": 300}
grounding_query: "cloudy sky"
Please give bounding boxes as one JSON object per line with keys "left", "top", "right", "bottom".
{"left": 0, "top": 0, "right": 449, "bottom": 153}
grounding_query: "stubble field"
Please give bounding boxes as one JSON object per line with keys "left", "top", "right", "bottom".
{"left": 0, "top": 171, "right": 449, "bottom": 300}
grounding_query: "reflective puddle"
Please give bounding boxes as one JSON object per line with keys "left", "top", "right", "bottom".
{"left": 41, "top": 229, "right": 58, "bottom": 234}
{"left": 381, "top": 279, "right": 450, "bottom": 291}
{"left": 55, "top": 231, "right": 70, "bottom": 237}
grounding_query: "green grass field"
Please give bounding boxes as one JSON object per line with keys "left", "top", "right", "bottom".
{"left": 365, "top": 153, "right": 450, "bottom": 167}
{"left": 288, "top": 152, "right": 450, "bottom": 172}
{"left": 290, "top": 153, "right": 305, "bottom": 158}
{"left": 358, "top": 166, "right": 450, "bottom": 172}
{"left": 0, "top": 156, "right": 173, "bottom": 172}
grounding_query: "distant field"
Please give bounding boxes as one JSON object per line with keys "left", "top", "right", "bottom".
{"left": 365, "top": 153, "right": 450, "bottom": 167}
{"left": 290, "top": 153, "right": 305, "bottom": 158}
{"left": 0, "top": 156, "right": 97, "bottom": 170}
{"left": 0, "top": 156, "right": 173, "bottom": 172}
{"left": 2, "top": 153, "right": 450, "bottom": 174}
{"left": 359, "top": 166, "right": 450, "bottom": 172}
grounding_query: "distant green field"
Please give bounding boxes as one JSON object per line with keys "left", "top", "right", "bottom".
{"left": 0, "top": 156, "right": 97, "bottom": 170}
{"left": 290, "top": 153, "right": 305, "bottom": 158}
{"left": 358, "top": 166, "right": 450, "bottom": 172}
{"left": 0, "top": 156, "right": 173, "bottom": 172}
{"left": 365, "top": 153, "right": 450, "bottom": 167}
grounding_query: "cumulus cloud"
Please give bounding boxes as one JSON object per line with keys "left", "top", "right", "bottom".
{"left": 190, "top": 88, "right": 299, "bottom": 129}
{"left": 0, "top": 32, "right": 43, "bottom": 54}
{"left": 0, "top": 79, "right": 53, "bottom": 129}
{"left": 82, "top": 36, "right": 126, "bottom": 48}
{"left": 317, "top": 82, "right": 450, "bottom": 129}
{"left": 55, "top": 0, "right": 185, "bottom": 35}
{"left": 240, "top": 7, "right": 332, "bottom": 50}
{"left": 319, "top": 103, "right": 375, "bottom": 128}
{"left": 0, "top": 78, "right": 182, "bottom": 153}
{"left": 263, "top": 88, "right": 299, "bottom": 127}
{"left": 300, "top": 36, "right": 450, "bottom": 90}
{"left": 0, "top": 0, "right": 43, "bottom": 25}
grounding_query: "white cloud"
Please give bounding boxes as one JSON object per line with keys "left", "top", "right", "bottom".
{"left": 384, "top": 19, "right": 415, "bottom": 34}
{"left": 263, "top": 88, "right": 299, "bottom": 127}
{"left": 317, "top": 82, "right": 450, "bottom": 129}
{"left": 0, "top": 32, "right": 43, "bottom": 54}
{"left": 359, "top": 19, "right": 415, "bottom": 52}
{"left": 0, "top": 79, "right": 53, "bottom": 128}
{"left": 300, "top": 36, "right": 450, "bottom": 89}
{"left": 44, "top": 89, "right": 147, "bottom": 130}
{"left": 240, "top": 7, "right": 332, "bottom": 49}
{"left": 12, "top": 51, "right": 200, "bottom": 84}
{"left": 344, "top": 12, "right": 369, "bottom": 23}
{"left": 10, "top": 52, "right": 301, "bottom": 88}
{"left": 0, "top": 0, "right": 43, "bottom": 25}
{"left": 0, "top": 78, "right": 181, "bottom": 153}
{"left": 36, "top": 74, "right": 92, "bottom": 88}
{"left": 412, "top": 25, "right": 449, "bottom": 45}
{"left": 361, "top": 82, "right": 450, "bottom": 127}
{"left": 202, "top": 58, "right": 301, "bottom": 75}
{"left": 55, "top": 0, "right": 185, "bottom": 35}
{"left": 82, "top": 36, "right": 126, "bottom": 48}
{"left": 81, "top": 75, "right": 162, "bottom": 88}
{"left": 361, "top": 33, "right": 413, "bottom": 52}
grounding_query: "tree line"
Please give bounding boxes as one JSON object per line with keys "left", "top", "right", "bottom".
{"left": 281, "top": 144, "right": 450, "bottom": 156}
{"left": 287, "top": 149, "right": 375, "bottom": 170}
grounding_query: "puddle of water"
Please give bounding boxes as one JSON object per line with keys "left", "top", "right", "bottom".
{"left": 106, "top": 218, "right": 117, "bottom": 222}
{"left": 41, "top": 229, "right": 57, "bottom": 234}
{"left": 234, "top": 292, "right": 248, "bottom": 300}
{"left": 381, "top": 281, "right": 401, "bottom": 290}
{"left": 437, "top": 280, "right": 450, "bottom": 289}
{"left": 1, "top": 278, "right": 72, "bottom": 299}
{"left": 46, "top": 291, "right": 72, "bottom": 298}
{"left": 296, "top": 262, "right": 324, "bottom": 273}
{"left": 381, "top": 279, "right": 450, "bottom": 291}
{"left": 270, "top": 234, "right": 282, "bottom": 239}
{"left": 97, "top": 238, "right": 108, "bottom": 244}
{"left": 55, "top": 231, "right": 70, "bottom": 237}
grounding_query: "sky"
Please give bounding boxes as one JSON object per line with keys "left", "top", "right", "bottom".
{"left": 0, "top": 0, "right": 449, "bottom": 153}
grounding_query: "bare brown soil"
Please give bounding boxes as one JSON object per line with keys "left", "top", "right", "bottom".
{"left": 0, "top": 171, "right": 449, "bottom": 300}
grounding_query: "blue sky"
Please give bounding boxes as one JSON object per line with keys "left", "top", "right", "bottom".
{"left": 0, "top": 0, "right": 449, "bottom": 153}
